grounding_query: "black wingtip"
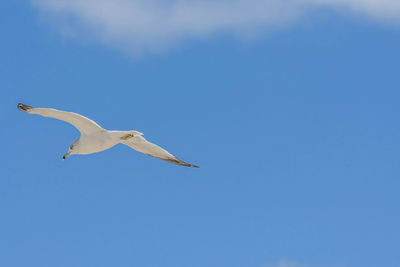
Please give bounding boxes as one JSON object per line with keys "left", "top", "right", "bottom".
{"left": 178, "top": 160, "right": 199, "bottom": 168}
{"left": 162, "top": 157, "right": 199, "bottom": 168}
{"left": 182, "top": 162, "right": 199, "bottom": 168}
{"left": 17, "top": 103, "right": 33, "bottom": 112}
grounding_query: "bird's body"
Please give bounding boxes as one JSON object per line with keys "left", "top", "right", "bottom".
{"left": 70, "top": 131, "right": 131, "bottom": 155}
{"left": 18, "top": 103, "right": 199, "bottom": 167}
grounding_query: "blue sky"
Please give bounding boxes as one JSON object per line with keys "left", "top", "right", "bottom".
{"left": 1, "top": 1, "right": 400, "bottom": 267}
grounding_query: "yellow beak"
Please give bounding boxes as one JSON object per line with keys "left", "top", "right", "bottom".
{"left": 62, "top": 152, "right": 71, "bottom": 160}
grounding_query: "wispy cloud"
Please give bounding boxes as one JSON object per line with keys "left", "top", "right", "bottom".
{"left": 262, "top": 259, "right": 308, "bottom": 267}
{"left": 309, "top": 0, "right": 400, "bottom": 21}
{"left": 32, "top": 0, "right": 400, "bottom": 54}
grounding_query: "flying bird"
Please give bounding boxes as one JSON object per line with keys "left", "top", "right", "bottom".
{"left": 17, "top": 103, "right": 199, "bottom": 167}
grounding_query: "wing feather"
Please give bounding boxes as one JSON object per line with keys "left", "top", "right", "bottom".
{"left": 18, "top": 103, "right": 104, "bottom": 135}
{"left": 122, "top": 135, "right": 199, "bottom": 168}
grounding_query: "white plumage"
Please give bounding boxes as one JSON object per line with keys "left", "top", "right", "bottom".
{"left": 18, "top": 103, "right": 199, "bottom": 168}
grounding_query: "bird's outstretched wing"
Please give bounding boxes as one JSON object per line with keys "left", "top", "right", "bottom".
{"left": 122, "top": 135, "right": 199, "bottom": 168}
{"left": 18, "top": 103, "right": 104, "bottom": 135}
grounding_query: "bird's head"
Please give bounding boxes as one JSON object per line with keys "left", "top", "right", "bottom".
{"left": 63, "top": 142, "right": 77, "bottom": 160}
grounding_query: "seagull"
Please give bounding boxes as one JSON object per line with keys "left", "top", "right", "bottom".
{"left": 18, "top": 103, "right": 199, "bottom": 167}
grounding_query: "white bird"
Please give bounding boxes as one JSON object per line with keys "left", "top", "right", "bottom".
{"left": 18, "top": 103, "right": 199, "bottom": 167}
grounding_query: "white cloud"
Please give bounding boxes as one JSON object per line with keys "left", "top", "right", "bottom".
{"left": 307, "top": 0, "right": 400, "bottom": 21}
{"left": 32, "top": 0, "right": 400, "bottom": 55}
{"left": 262, "top": 259, "right": 307, "bottom": 267}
